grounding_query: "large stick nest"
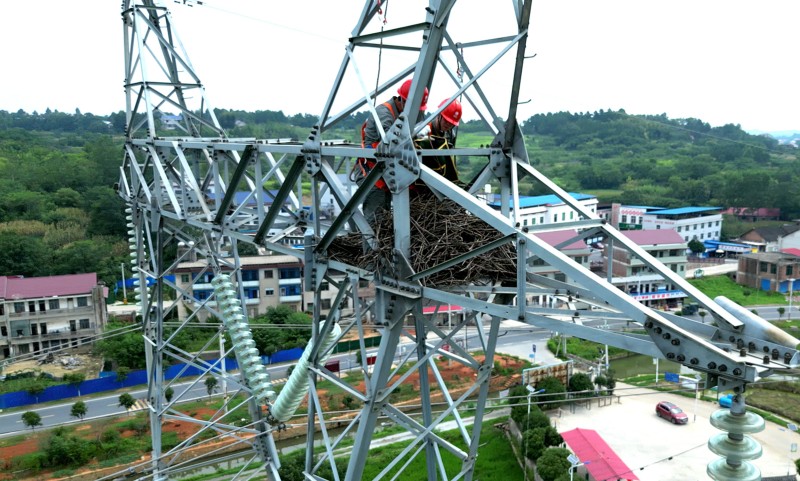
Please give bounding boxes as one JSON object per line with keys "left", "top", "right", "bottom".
{"left": 327, "top": 195, "right": 517, "bottom": 287}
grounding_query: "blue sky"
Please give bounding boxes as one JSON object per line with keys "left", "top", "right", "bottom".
{"left": 1, "top": 0, "right": 797, "bottom": 133}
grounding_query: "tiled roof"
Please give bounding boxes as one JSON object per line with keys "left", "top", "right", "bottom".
{"left": 533, "top": 230, "right": 589, "bottom": 251}
{"left": 751, "top": 224, "right": 800, "bottom": 242}
{"left": 561, "top": 428, "right": 639, "bottom": 481}
{"left": 0, "top": 273, "right": 98, "bottom": 300}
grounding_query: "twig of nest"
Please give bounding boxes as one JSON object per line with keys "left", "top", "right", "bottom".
{"left": 327, "top": 194, "right": 517, "bottom": 287}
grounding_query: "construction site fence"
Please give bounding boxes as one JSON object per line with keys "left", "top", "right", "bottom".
{"left": 0, "top": 335, "right": 381, "bottom": 409}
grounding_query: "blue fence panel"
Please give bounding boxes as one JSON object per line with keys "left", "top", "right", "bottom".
{"left": 1, "top": 346, "right": 307, "bottom": 409}
{"left": 0, "top": 391, "right": 36, "bottom": 409}
{"left": 271, "top": 347, "right": 304, "bottom": 364}
{"left": 39, "top": 384, "right": 80, "bottom": 403}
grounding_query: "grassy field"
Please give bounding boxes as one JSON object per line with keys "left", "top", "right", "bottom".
{"left": 687, "top": 275, "right": 788, "bottom": 306}
{"left": 359, "top": 416, "right": 521, "bottom": 480}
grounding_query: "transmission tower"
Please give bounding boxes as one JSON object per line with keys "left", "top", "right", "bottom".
{"left": 118, "top": 1, "right": 799, "bottom": 480}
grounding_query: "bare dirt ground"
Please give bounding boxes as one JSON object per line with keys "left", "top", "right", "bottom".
{"left": 4, "top": 351, "right": 104, "bottom": 379}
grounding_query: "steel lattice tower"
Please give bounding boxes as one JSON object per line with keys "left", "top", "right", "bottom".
{"left": 118, "top": 1, "right": 799, "bottom": 480}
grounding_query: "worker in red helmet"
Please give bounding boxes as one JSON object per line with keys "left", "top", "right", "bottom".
{"left": 362, "top": 79, "right": 429, "bottom": 148}
{"left": 356, "top": 78, "right": 429, "bottom": 223}
{"left": 413, "top": 98, "right": 463, "bottom": 190}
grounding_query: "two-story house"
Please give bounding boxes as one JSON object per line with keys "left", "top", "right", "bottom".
{"left": 736, "top": 252, "right": 800, "bottom": 293}
{"left": 642, "top": 206, "right": 723, "bottom": 242}
{"left": 175, "top": 255, "right": 356, "bottom": 321}
{"left": 0, "top": 273, "right": 108, "bottom": 360}
{"left": 736, "top": 224, "right": 800, "bottom": 253}
{"left": 602, "top": 229, "right": 689, "bottom": 309}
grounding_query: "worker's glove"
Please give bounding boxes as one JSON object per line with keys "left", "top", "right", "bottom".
{"left": 415, "top": 125, "right": 431, "bottom": 139}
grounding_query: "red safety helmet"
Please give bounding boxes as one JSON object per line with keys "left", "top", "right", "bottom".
{"left": 397, "top": 79, "right": 429, "bottom": 110}
{"left": 438, "top": 98, "right": 462, "bottom": 126}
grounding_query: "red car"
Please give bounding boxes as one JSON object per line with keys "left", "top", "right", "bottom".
{"left": 655, "top": 401, "right": 688, "bottom": 424}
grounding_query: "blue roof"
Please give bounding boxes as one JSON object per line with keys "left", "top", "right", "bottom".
{"left": 648, "top": 206, "right": 720, "bottom": 216}
{"left": 626, "top": 205, "right": 666, "bottom": 211}
{"left": 490, "top": 192, "right": 595, "bottom": 209}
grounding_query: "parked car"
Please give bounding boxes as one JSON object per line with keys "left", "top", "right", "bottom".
{"left": 719, "top": 394, "right": 734, "bottom": 408}
{"left": 655, "top": 401, "right": 688, "bottom": 424}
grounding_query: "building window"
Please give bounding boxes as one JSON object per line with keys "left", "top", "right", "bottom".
{"left": 569, "top": 211, "right": 574, "bottom": 220}
{"left": 181, "top": 274, "right": 190, "bottom": 283}
{"left": 539, "top": 216, "right": 544, "bottom": 224}
{"left": 14, "top": 302, "right": 23, "bottom": 313}
{"left": 28, "top": 301, "right": 36, "bottom": 313}
{"left": 265, "top": 288, "right": 275, "bottom": 296}
{"left": 77, "top": 297, "right": 88, "bottom": 307}
{"left": 561, "top": 212, "right": 566, "bottom": 221}
{"left": 79, "top": 319, "right": 90, "bottom": 329}
{"left": 677, "top": 226, "right": 681, "bottom": 232}
{"left": 716, "top": 221, "right": 720, "bottom": 226}
{"left": 321, "top": 299, "right": 332, "bottom": 309}
{"left": 242, "top": 270, "right": 259, "bottom": 281}
{"left": 770, "top": 264, "right": 777, "bottom": 274}
{"left": 280, "top": 285, "right": 302, "bottom": 296}
{"left": 656, "top": 225, "right": 661, "bottom": 229}
{"left": 787, "top": 266, "right": 794, "bottom": 276}
{"left": 552, "top": 215, "right": 557, "bottom": 223}
{"left": 759, "top": 263, "right": 767, "bottom": 273}
{"left": 358, "top": 279, "right": 369, "bottom": 288}
{"left": 621, "top": 215, "right": 628, "bottom": 223}
{"left": 264, "top": 269, "right": 274, "bottom": 279}
{"left": 320, "top": 282, "right": 330, "bottom": 291}
{"left": 244, "top": 288, "right": 259, "bottom": 299}
{"left": 279, "top": 268, "right": 302, "bottom": 279}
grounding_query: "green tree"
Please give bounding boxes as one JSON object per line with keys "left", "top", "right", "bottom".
{"left": 699, "top": 310, "right": 707, "bottom": 323}
{"left": 536, "top": 447, "right": 572, "bottom": 481}
{"left": 778, "top": 307, "right": 785, "bottom": 319}
{"left": 523, "top": 427, "right": 547, "bottom": 461}
{"left": 204, "top": 377, "right": 218, "bottom": 396}
{"left": 165, "top": 387, "right": 175, "bottom": 403}
{"left": 688, "top": 238, "right": 706, "bottom": 255}
{"left": 568, "top": 373, "right": 594, "bottom": 397}
{"left": 26, "top": 382, "right": 46, "bottom": 403}
{"left": 44, "top": 427, "right": 97, "bottom": 467}
{"left": 536, "top": 376, "right": 567, "bottom": 410}
{"left": 118, "top": 393, "right": 137, "bottom": 414}
{"left": 116, "top": 366, "right": 131, "bottom": 385}
{"left": 21, "top": 411, "right": 42, "bottom": 430}
{"left": 63, "top": 373, "right": 86, "bottom": 396}
{"left": 70, "top": 401, "right": 88, "bottom": 420}
{"left": 0, "top": 232, "right": 49, "bottom": 277}
{"left": 96, "top": 323, "right": 146, "bottom": 369}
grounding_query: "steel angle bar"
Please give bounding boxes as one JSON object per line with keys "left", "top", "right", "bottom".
{"left": 124, "top": 144, "right": 153, "bottom": 204}
{"left": 380, "top": 403, "right": 468, "bottom": 462}
{"left": 214, "top": 145, "right": 257, "bottom": 224}
{"left": 514, "top": 159, "right": 745, "bottom": 330}
{"left": 254, "top": 157, "right": 305, "bottom": 243}
{"left": 351, "top": 21, "right": 431, "bottom": 45}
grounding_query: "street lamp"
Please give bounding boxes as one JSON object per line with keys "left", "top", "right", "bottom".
{"left": 568, "top": 453, "right": 589, "bottom": 481}
{"left": 788, "top": 278, "right": 795, "bottom": 320}
{"left": 524, "top": 386, "right": 546, "bottom": 481}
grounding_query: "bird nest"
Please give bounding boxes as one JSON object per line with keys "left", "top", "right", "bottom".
{"left": 327, "top": 195, "right": 517, "bottom": 287}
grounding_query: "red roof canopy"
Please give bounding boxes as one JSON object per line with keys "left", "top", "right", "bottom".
{"left": 422, "top": 305, "right": 462, "bottom": 314}
{"left": 560, "top": 427, "right": 639, "bottom": 481}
